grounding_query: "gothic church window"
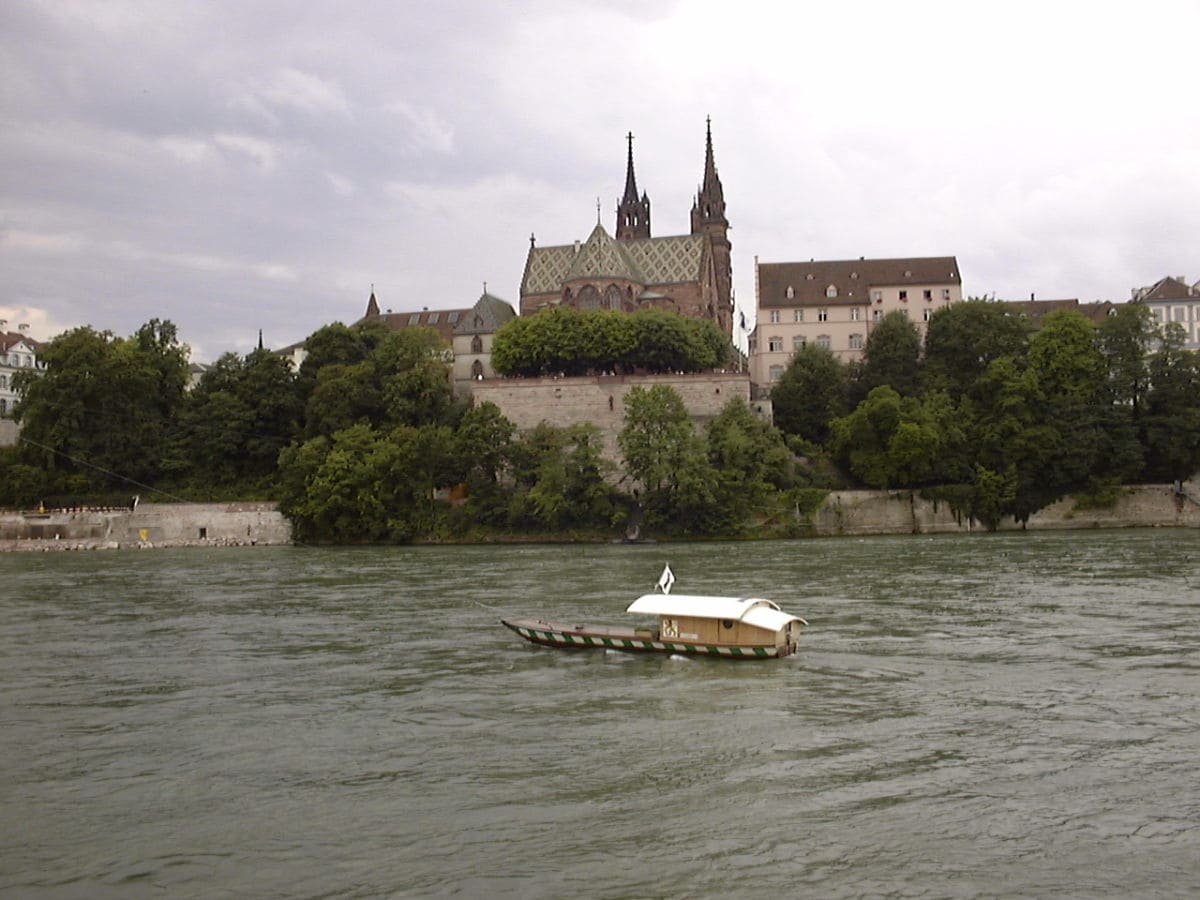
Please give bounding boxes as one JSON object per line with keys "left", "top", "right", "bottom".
{"left": 471, "top": 335, "right": 483, "bottom": 354}
{"left": 471, "top": 359, "right": 484, "bottom": 379}
{"left": 578, "top": 285, "right": 601, "bottom": 309}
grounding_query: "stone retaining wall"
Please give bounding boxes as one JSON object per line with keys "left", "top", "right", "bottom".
{"left": 0, "top": 502, "right": 291, "bottom": 550}
{"left": 472, "top": 371, "right": 753, "bottom": 459}
{"left": 811, "top": 482, "right": 1200, "bottom": 536}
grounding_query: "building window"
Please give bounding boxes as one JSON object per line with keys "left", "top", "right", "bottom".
{"left": 871, "top": 290, "right": 882, "bottom": 303}
{"left": 409, "top": 313, "right": 421, "bottom": 325}
{"left": 768, "top": 336, "right": 783, "bottom": 352}
{"left": 0, "top": 375, "right": 6, "bottom": 389}
{"left": 816, "top": 335, "right": 831, "bottom": 350}
{"left": 471, "top": 335, "right": 483, "bottom": 354}
{"left": 448, "top": 312, "right": 459, "bottom": 323}
{"left": 471, "top": 360, "right": 485, "bottom": 379}
{"left": 826, "top": 284, "right": 838, "bottom": 298}
{"left": 0, "top": 399, "right": 6, "bottom": 415}
{"left": 923, "top": 289, "right": 932, "bottom": 301}
{"left": 873, "top": 309, "right": 883, "bottom": 322}
{"left": 849, "top": 334, "right": 863, "bottom": 350}
{"left": 923, "top": 308, "right": 933, "bottom": 322}
{"left": 850, "top": 307, "right": 861, "bottom": 321}
{"left": 941, "top": 288, "right": 951, "bottom": 301}
{"left": 786, "top": 286, "right": 794, "bottom": 299}
{"left": 899, "top": 290, "right": 908, "bottom": 302}
{"left": 818, "top": 308, "right": 828, "bottom": 322}
{"left": 769, "top": 310, "right": 781, "bottom": 324}
{"left": 769, "top": 365, "right": 785, "bottom": 382}
{"left": 792, "top": 335, "right": 806, "bottom": 352}
{"left": 793, "top": 309, "right": 804, "bottom": 323}
{"left": 428, "top": 312, "right": 440, "bottom": 324}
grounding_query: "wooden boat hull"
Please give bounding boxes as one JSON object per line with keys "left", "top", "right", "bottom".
{"left": 501, "top": 618, "right": 794, "bottom": 659}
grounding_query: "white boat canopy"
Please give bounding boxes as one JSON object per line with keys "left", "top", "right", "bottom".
{"left": 626, "top": 594, "right": 807, "bottom": 631}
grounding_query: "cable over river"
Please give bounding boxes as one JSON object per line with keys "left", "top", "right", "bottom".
{"left": 2, "top": 531, "right": 1198, "bottom": 897}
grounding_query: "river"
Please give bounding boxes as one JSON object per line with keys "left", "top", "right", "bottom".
{"left": 1, "top": 531, "right": 1198, "bottom": 898}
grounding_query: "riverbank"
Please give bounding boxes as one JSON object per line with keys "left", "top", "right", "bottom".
{"left": 0, "top": 502, "right": 291, "bottom": 551}
{"left": 2, "top": 482, "right": 1197, "bottom": 552}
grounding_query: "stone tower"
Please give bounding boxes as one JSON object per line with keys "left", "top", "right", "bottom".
{"left": 615, "top": 132, "right": 651, "bottom": 241}
{"left": 691, "top": 118, "right": 733, "bottom": 331}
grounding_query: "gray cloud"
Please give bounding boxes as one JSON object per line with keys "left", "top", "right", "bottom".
{"left": 3, "top": 0, "right": 1198, "bottom": 360}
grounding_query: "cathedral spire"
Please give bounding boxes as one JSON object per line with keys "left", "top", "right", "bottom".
{"left": 693, "top": 116, "right": 726, "bottom": 225}
{"left": 691, "top": 118, "right": 732, "bottom": 336}
{"left": 622, "top": 132, "right": 639, "bottom": 204}
{"left": 616, "top": 131, "right": 651, "bottom": 241}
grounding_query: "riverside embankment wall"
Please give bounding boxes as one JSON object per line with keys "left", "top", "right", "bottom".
{"left": 0, "top": 502, "right": 291, "bottom": 551}
{"left": 1, "top": 484, "right": 1195, "bottom": 552}
{"left": 813, "top": 482, "right": 1200, "bottom": 535}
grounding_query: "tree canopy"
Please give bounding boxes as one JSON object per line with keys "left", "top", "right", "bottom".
{"left": 491, "top": 308, "right": 729, "bottom": 377}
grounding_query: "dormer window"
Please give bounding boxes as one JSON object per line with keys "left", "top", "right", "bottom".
{"left": 806, "top": 273, "right": 814, "bottom": 281}
{"left": 825, "top": 285, "right": 838, "bottom": 299}
{"left": 786, "top": 286, "right": 794, "bottom": 299}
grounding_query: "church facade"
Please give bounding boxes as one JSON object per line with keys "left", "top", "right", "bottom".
{"left": 518, "top": 122, "right": 735, "bottom": 338}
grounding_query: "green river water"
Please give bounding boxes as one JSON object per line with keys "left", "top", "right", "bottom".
{"left": 2, "top": 530, "right": 1198, "bottom": 898}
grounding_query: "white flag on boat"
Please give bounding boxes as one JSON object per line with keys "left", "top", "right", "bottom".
{"left": 657, "top": 564, "right": 675, "bottom": 595}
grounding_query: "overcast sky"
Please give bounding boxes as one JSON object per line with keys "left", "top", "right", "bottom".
{"left": 3, "top": 1, "right": 1199, "bottom": 361}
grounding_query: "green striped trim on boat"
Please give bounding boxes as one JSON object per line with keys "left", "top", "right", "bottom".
{"left": 518, "top": 627, "right": 777, "bottom": 658}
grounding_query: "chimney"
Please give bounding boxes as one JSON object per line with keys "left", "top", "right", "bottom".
{"left": 18, "top": 323, "right": 30, "bottom": 334}
{"left": 0, "top": 319, "right": 7, "bottom": 332}
{"left": 1030, "top": 293, "right": 1035, "bottom": 302}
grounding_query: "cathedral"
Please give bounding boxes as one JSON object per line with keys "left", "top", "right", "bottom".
{"left": 518, "top": 121, "right": 734, "bottom": 337}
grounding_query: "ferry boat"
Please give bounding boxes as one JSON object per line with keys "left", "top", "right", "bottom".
{"left": 501, "top": 566, "right": 807, "bottom": 659}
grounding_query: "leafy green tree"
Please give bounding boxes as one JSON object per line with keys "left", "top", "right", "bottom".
{"left": 300, "top": 326, "right": 455, "bottom": 438}
{"left": 922, "top": 299, "right": 1030, "bottom": 399}
{"left": 277, "top": 422, "right": 456, "bottom": 542}
{"left": 619, "top": 384, "right": 723, "bottom": 531}
{"left": 705, "top": 397, "right": 794, "bottom": 526}
{"left": 856, "top": 310, "right": 921, "bottom": 401}
{"left": 525, "top": 424, "right": 620, "bottom": 530}
{"left": 1097, "top": 302, "right": 1156, "bottom": 414}
{"left": 1027, "top": 310, "right": 1140, "bottom": 493}
{"left": 769, "top": 344, "right": 847, "bottom": 444}
{"left": 14, "top": 320, "right": 188, "bottom": 490}
{"left": 376, "top": 328, "right": 457, "bottom": 427}
{"left": 297, "top": 322, "right": 387, "bottom": 400}
{"left": 303, "top": 361, "right": 383, "bottom": 438}
{"left": 491, "top": 308, "right": 727, "bottom": 377}
{"left": 830, "top": 387, "right": 966, "bottom": 488}
{"left": 165, "top": 348, "right": 302, "bottom": 492}
{"left": 1141, "top": 325, "right": 1200, "bottom": 482}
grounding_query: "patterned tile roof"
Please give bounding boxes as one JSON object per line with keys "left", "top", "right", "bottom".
{"left": 623, "top": 234, "right": 706, "bottom": 285}
{"left": 565, "top": 225, "right": 647, "bottom": 283}
{"left": 522, "top": 227, "right": 707, "bottom": 296}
